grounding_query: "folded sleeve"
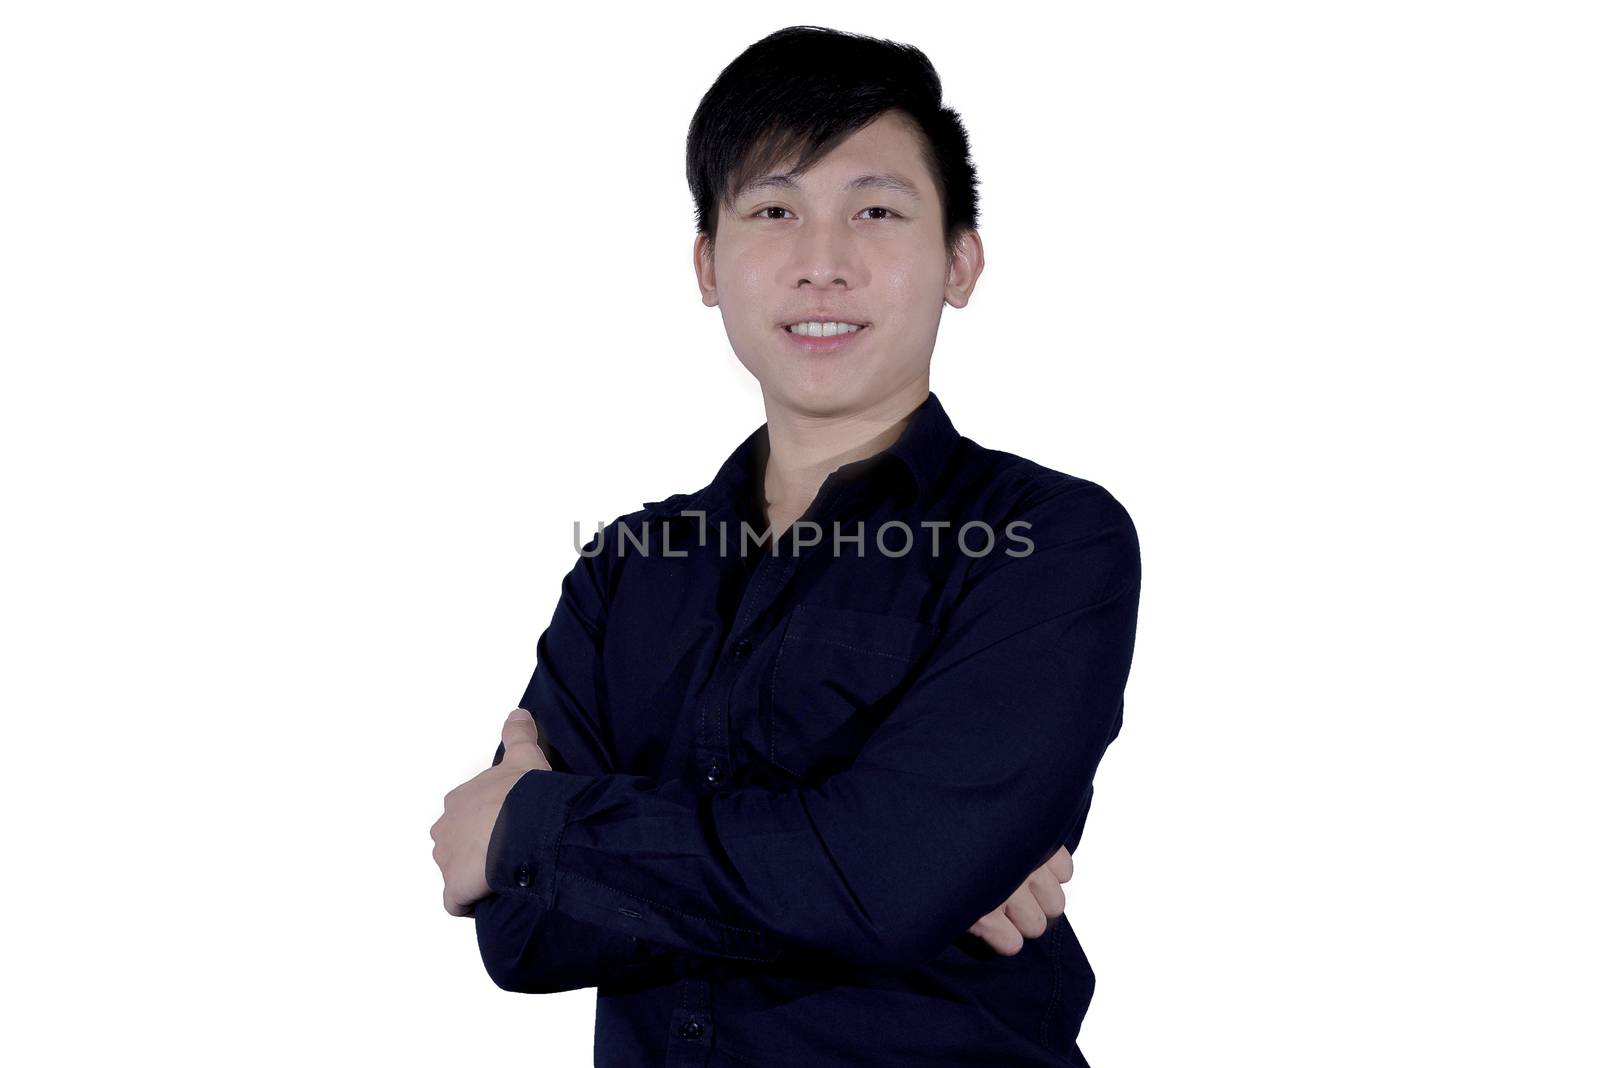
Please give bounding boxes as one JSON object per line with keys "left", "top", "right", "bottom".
{"left": 485, "top": 483, "right": 1141, "bottom": 975}
{"left": 473, "top": 524, "right": 683, "bottom": 994}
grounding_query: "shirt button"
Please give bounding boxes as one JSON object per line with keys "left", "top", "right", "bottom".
{"left": 731, "top": 638, "right": 752, "bottom": 659}
{"left": 513, "top": 863, "right": 532, "bottom": 888}
{"left": 678, "top": 1019, "right": 704, "bottom": 1040}
{"left": 705, "top": 759, "right": 725, "bottom": 784}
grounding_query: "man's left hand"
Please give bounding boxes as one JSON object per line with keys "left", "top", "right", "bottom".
{"left": 431, "top": 708, "right": 552, "bottom": 917}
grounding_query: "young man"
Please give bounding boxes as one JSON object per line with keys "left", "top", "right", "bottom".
{"left": 431, "top": 25, "right": 1140, "bottom": 1068}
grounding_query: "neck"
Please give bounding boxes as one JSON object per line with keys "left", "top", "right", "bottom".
{"left": 759, "top": 378, "right": 929, "bottom": 527}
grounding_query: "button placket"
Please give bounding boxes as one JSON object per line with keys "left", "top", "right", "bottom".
{"left": 692, "top": 476, "right": 871, "bottom": 786}
{"left": 665, "top": 974, "right": 713, "bottom": 1068}
{"left": 696, "top": 541, "right": 790, "bottom": 783}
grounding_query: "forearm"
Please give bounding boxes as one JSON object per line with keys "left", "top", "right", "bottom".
{"left": 475, "top": 740, "right": 693, "bottom": 992}
{"left": 474, "top": 884, "right": 678, "bottom": 994}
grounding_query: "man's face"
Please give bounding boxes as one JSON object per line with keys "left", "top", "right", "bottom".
{"left": 695, "top": 110, "right": 982, "bottom": 417}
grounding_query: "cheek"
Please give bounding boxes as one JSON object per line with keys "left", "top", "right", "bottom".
{"left": 873, "top": 262, "right": 947, "bottom": 343}
{"left": 873, "top": 238, "right": 946, "bottom": 299}
{"left": 718, "top": 254, "right": 776, "bottom": 329}
{"left": 718, "top": 239, "right": 772, "bottom": 289}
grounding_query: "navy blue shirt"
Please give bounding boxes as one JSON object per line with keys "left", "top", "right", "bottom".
{"left": 476, "top": 391, "right": 1141, "bottom": 1067}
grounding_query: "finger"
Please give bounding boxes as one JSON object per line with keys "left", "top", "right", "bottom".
{"left": 1004, "top": 889, "right": 1049, "bottom": 939}
{"left": 1046, "top": 846, "right": 1074, "bottom": 883}
{"left": 502, "top": 707, "right": 541, "bottom": 749}
{"left": 1029, "top": 874, "right": 1065, "bottom": 919}
{"left": 444, "top": 885, "right": 478, "bottom": 918}
{"left": 970, "top": 910, "right": 1025, "bottom": 956}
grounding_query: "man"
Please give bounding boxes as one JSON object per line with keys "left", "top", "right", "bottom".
{"left": 431, "top": 25, "right": 1140, "bottom": 1067}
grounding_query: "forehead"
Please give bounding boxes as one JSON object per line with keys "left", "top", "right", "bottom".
{"left": 731, "top": 113, "right": 933, "bottom": 202}
{"left": 735, "top": 169, "right": 924, "bottom": 202}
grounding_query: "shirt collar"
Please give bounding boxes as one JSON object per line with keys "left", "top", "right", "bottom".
{"left": 648, "top": 390, "right": 962, "bottom": 520}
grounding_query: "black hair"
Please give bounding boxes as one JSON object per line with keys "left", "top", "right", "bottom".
{"left": 686, "top": 26, "right": 980, "bottom": 264}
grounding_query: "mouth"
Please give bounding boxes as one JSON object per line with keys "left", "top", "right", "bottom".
{"left": 779, "top": 320, "right": 871, "bottom": 354}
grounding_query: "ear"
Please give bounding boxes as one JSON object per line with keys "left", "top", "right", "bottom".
{"left": 942, "top": 228, "right": 985, "bottom": 310}
{"left": 693, "top": 232, "right": 720, "bottom": 308}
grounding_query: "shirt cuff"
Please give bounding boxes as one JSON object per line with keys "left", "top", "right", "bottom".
{"left": 483, "top": 768, "right": 600, "bottom": 906}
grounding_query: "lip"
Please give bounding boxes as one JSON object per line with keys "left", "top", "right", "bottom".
{"left": 780, "top": 323, "right": 871, "bottom": 354}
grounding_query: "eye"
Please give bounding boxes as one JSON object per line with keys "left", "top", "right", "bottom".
{"left": 748, "top": 206, "right": 903, "bottom": 221}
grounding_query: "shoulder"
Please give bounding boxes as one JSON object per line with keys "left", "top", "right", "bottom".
{"left": 636, "top": 490, "right": 703, "bottom": 521}
{"left": 559, "top": 499, "right": 674, "bottom": 590}
{"left": 564, "top": 489, "right": 711, "bottom": 590}
{"left": 575, "top": 482, "right": 711, "bottom": 549}
{"left": 964, "top": 444, "right": 1136, "bottom": 540}
{"left": 959, "top": 446, "right": 1139, "bottom": 588}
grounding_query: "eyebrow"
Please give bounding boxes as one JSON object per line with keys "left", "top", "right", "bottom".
{"left": 734, "top": 171, "right": 923, "bottom": 202}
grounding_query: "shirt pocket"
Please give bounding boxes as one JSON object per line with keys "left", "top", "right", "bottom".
{"left": 763, "top": 603, "right": 936, "bottom": 781}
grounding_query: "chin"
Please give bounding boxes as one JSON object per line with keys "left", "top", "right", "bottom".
{"left": 769, "top": 371, "right": 872, "bottom": 416}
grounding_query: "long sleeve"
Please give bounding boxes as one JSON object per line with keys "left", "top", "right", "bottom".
{"left": 485, "top": 483, "right": 1141, "bottom": 976}
{"left": 474, "top": 527, "right": 684, "bottom": 994}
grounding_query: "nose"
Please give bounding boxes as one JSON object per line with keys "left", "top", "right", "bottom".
{"left": 789, "top": 218, "right": 863, "bottom": 289}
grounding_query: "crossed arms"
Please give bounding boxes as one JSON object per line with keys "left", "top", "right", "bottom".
{"left": 473, "top": 483, "right": 1139, "bottom": 991}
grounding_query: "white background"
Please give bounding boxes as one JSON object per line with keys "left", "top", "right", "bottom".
{"left": 3, "top": 2, "right": 1595, "bottom": 1064}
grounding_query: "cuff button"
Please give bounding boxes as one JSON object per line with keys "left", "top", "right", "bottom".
{"left": 513, "top": 863, "right": 532, "bottom": 888}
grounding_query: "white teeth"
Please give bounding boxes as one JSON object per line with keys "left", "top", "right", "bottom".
{"left": 786, "top": 321, "right": 864, "bottom": 337}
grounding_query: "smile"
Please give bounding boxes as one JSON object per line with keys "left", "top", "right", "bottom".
{"left": 784, "top": 321, "right": 867, "bottom": 336}
{"left": 780, "top": 321, "right": 871, "bottom": 354}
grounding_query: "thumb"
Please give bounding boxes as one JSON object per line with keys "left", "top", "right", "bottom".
{"left": 1046, "top": 846, "right": 1074, "bottom": 883}
{"left": 502, "top": 707, "right": 538, "bottom": 747}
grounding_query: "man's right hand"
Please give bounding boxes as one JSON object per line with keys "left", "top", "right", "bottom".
{"left": 966, "top": 846, "right": 1074, "bottom": 955}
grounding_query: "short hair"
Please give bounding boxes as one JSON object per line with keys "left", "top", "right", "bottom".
{"left": 686, "top": 25, "right": 981, "bottom": 264}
